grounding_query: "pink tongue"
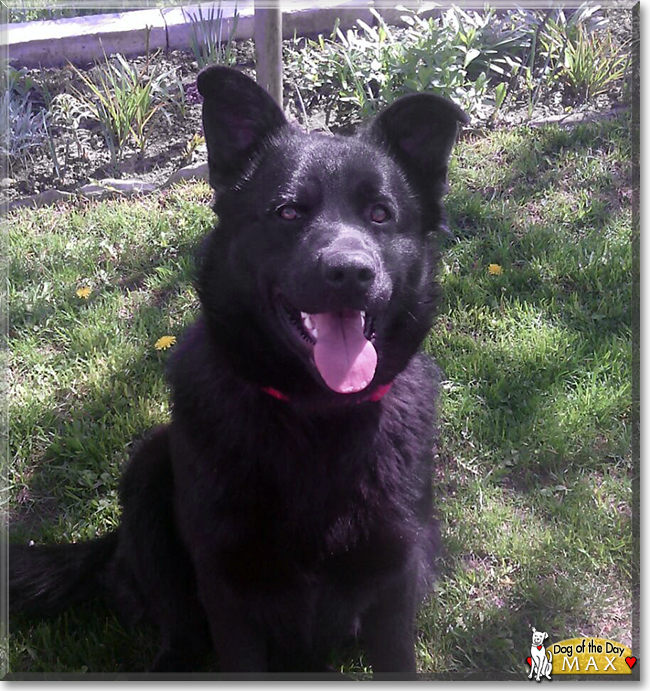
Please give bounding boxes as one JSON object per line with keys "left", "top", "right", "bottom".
{"left": 311, "top": 311, "right": 377, "bottom": 394}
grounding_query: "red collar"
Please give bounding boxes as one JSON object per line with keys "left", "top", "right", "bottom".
{"left": 261, "top": 382, "right": 393, "bottom": 404}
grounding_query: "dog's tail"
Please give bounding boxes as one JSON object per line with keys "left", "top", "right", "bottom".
{"left": 10, "top": 531, "right": 119, "bottom": 616}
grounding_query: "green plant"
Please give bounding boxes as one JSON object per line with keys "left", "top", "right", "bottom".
{"left": 561, "top": 27, "right": 629, "bottom": 102}
{"left": 396, "top": 9, "right": 493, "bottom": 114}
{"left": 2, "top": 64, "right": 38, "bottom": 98}
{"left": 0, "top": 66, "right": 47, "bottom": 165}
{"left": 489, "top": 4, "right": 623, "bottom": 118}
{"left": 516, "top": 5, "right": 629, "bottom": 105}
{"left": 1, "top": 91, "right": 46, "bottom": 163}
{"left": 536, "top": 3, "right": 608, "bottom": 67}
{"left": 185, "top": 3, "right": 239, "bottom": 69}
{"left": 43, "top": 116, "right": 63, "bottom": 180}
{"left": 45, "top": 93, "right": 94, "bottom": 178}
{"left": 436, "top": 5, "right": 529, "bottom": 81}
{"left": 182, "top": 133, "right": 205, "bottom": 165}
{"left": 328, "top": 18, "right": 395, "bottom": 118}
{"left": 492, "top": 80, "right": 508, "bottom": 119}
{"left": 8, "top": 1, "right": 162, "bottom": 23}
{"left": 285, "top": 6, "right": 534, "bottom": 127}
{"left": 69, "top": 44, "right": 174, "bottom": 169}
{"left": 285, "top": 25, "right": 377, "bottom": 128}
{"left": 169, "top": 70, "right": 188, "bottom": 118}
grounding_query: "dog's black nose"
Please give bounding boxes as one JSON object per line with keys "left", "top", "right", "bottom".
{"left": 321, "top": 250, "right": 376, "bottom": 292}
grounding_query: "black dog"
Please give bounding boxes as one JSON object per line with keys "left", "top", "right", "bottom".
{"left": 10, "top": 66, "right": 467, "bottom": 675}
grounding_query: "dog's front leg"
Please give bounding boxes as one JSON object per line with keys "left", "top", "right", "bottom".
{"left": 197, "top": 577, "right": 267, "bottom": 673}
{"left": 361, "top": 571, "right": 418, "bottom": 675}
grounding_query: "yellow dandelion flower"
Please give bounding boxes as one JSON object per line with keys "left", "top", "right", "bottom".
{"left": 155, "top": 335, "right": 177, "bottom": 351}
{"left": 488, "top": 263, "right": 503, "bottom": 275}
{"left": 76, "top": 286, "right": 92, "bottom": 299}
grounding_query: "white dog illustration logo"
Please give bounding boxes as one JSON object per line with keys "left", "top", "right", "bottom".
{"left": 528, "top": 627, "right": 552, "bottom": 682}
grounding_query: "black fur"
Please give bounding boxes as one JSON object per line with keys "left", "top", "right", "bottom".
{"left": 10, "top": 66, "right": 467, "bottom": 674}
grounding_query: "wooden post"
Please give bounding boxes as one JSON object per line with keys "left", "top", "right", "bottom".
{"left": 254, "top": 0, "right": 283, "bottom": 108}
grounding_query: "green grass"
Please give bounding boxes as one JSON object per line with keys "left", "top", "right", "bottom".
{"left": 6, "top": 1, "right": 184, "bottom": 23}
{"left": 6, "top": 116, "right": 634, "bottom": 676}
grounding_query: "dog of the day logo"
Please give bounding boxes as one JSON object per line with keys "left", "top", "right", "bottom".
{"left": 526, "top": 627, "right": 636, "bottom": 679}
{"left": 527, "top": 627, "right": 553, "bottom": 681}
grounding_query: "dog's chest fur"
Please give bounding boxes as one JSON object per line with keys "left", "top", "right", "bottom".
{"left": 169, "top": 327, "right": 436, "bottom": 593}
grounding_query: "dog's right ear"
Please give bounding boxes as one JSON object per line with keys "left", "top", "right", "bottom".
{"left": 197, "top": 66, "right": 288, "bottom": 191}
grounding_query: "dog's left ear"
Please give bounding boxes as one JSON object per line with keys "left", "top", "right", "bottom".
{"left": 544, "top": 632, "right": 548, "bottom": 640}
{"left": 364, "top": 93, "right": 468, "bottom": 214}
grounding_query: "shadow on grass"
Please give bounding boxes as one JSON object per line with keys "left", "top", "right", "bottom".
{"left": 431, "top": 117, "right": 632, "bottom": 490}
{"left": 8, "top": 259, "right": 206, "bottom": 672}
{"left": 426, "top": 530, "right": 629, "bottom": 677}
{"left": 455, "top": 116, "right": 630, "bottom": 209}
{"left": 10, "top": 603, "right": 161, "bottom": 674}
{"left": 9, "top": 251, "right": 201, "bottom": 538}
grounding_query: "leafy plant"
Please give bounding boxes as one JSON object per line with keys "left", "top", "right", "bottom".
{"left": 493, "top": 81, "right": 508, "bottom": 115}
{"left": 184, "top": 3, "right": 239, "bottom": 69}
{"left": 489, "top": 4, "right": 625, "bottom": 117}
{"left": 435, "top": 5, "right": 530, "bottom": 81}
{"left": 535, "top": 3, "right": 609, "bottom": 67}
{"left": 392, "top": 8, "right": 496, "bottom": 114}
{"left": 285, "top": 6, "right": 534, "bottom": 128}
{"left": 45, "top": 93, "right": 94, "bottom": 178}
{"left": 513, "top": 3, "right": 625, "bottom": 104}
{"left": 69, "top": 43, "right": 175, "bottom": 169}
{"left": 561, "top": 27, "right": 629, "bottom": 102}
{"left": 182, "top": 133, "right": 205, "bottom": 166}
{"left": 0, "top": 66, "right": 47, "bottom": 166}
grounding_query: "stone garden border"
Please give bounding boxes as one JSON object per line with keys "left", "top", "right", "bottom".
{"left": 5, "top": 0, "right": 386, "bottom": 68}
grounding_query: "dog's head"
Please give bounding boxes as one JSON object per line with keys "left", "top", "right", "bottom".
{"left": 196, "top": 67, "right": 467, "bottom": 402}
{"left": 531, "top": 628, "right": 548, "bottom": 646}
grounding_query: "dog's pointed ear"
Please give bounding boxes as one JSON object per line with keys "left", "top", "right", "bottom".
{"left": 364, "top": 93, "right": 468, "bottom": 209}
{"left": 197, "top": 66, "right": 288, "bottom": 190}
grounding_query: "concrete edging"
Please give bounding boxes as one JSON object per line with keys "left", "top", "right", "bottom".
{"left": 4, "top": 0, "right": 385, "bottom": 67}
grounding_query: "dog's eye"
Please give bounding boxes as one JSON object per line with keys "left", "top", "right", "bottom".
{"left": 278, "top": 205, "right": 300, "bottom": 221}
{"left": 369, "top": 204, "right": 390, "bottom": 224}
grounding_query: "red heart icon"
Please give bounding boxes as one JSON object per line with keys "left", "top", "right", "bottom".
{"left": 526, "top": 657, "right": 532, "bottom": 666}
{"left": 625, "top": 657, "right": 637, "bottom": 669}
{"left": 537, "top": 645, "right": 542, "bottom": 650}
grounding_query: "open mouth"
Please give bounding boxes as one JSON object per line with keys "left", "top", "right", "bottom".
{"left": 280, "top": 298, "right": 378, "bottom": 394}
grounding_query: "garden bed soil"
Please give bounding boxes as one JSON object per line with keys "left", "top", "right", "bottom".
{"left": 2, "top": 24, "right": 632, "bottom": 208}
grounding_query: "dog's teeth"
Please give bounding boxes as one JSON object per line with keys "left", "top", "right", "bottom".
{"left": 361, "top": 311, "right": 366, "bottom": 327}
{"left": 302, "top": 313, "right": 314, "bottom": 331}
{"left": 298, "top": 311, "right": 318, "bottom": 341}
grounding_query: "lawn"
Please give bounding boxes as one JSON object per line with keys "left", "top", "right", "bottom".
{"left": 6, "top": 115, "right": 635, "bottom": 677}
